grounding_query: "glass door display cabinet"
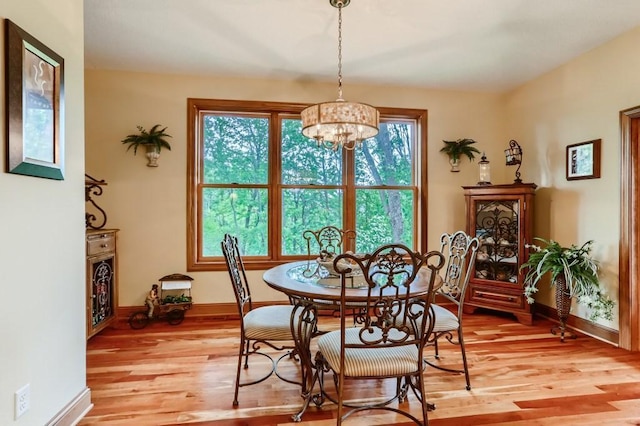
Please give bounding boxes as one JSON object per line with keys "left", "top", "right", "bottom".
{"left": 462, "top": 184, "right": 536, "bottom": 325}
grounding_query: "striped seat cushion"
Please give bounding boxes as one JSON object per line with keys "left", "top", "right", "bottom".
{"left": 431, "top": 304, "right": 459, "bottom": 332}
{"left": 411, "top": 304, "right": 459, "bottom": 334}
{"left": 243, "top": 305, "right": 294, "bottom": 340}
{"left": 317, "top": 328, "right": 420, "bottom": 377}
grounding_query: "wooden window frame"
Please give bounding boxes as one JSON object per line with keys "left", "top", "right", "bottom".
{"left": 187, "top": 98, "right": 428, "bottom": 271}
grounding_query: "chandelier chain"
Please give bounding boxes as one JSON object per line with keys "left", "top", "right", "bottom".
{"left": 337, "top": 1, "right": 343, "bottom": 100}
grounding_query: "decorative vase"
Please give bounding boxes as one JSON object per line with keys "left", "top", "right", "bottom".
{"left": 449, "top": 158, "right": 460, "bottom": 172}
{"left": 145, "top": 145, "right": 160, "bottom": 167}
{"left": 551, "top": 272, "right": 577, "bottom": 342}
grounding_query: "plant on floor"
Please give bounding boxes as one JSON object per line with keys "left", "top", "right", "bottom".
{"left": 439, "top": 138, "right": 481, "bottom": 171}
{"left": 520, "top": 238, "right": 614, "bottom": 321}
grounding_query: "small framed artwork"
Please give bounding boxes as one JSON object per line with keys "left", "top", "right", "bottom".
{"left": 5, "top": 19, "right": 64, "bottom": 180}
{"left": 566, "top": 139, "right": 601, "bottom": 181}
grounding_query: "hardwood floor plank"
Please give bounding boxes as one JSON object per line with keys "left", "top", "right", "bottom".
{"left": 80, "top": 314, "right": 640, "bottom": 425}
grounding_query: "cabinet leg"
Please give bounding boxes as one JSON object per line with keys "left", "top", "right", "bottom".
{"left": 462, "top": 305, "right": 478, "bottom": 315}
{"left": 513, "top": 312, "right": 533, "bottom": 325}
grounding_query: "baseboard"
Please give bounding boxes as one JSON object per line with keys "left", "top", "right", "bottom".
{"left": 116, "top": 300, "right": 620, "bottom": 345}
{"left": 115, "top": 301, "right": 289, "bottom": 327}
{"left": 45, "top": 387, "right": 92, "bottom": 426}
{"left": 534, "top": 303, "right": 619, "bottom": 346}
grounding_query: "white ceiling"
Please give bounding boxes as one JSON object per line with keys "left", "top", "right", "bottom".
{"left": 84, "top": 0, "right": 640, "bottom": 93}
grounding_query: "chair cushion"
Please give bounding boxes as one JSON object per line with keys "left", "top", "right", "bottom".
{"left": 431, "top": 304, "right": 459, "bottom": 332}
{"left": 317, "top": 328, "right": 420, "bottom": 377}
{"left": 243, "top": 305, "right": 294, "bottom": 340}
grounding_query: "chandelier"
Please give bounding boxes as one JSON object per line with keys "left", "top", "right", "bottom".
{"left": 301, "top": 0, "right": 379, "bottom": 151}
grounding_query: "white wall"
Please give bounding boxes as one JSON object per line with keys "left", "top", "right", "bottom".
{"left": 84, "top": 70, "right": 507, "bottom": 307}
{"left": 0, "top": 1, "right": 86, "bottom": 424}
{"left": 504, "top": 26, "right": 640, "bottom": 330}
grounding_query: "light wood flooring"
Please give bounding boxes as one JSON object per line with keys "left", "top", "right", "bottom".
{"left": 80, "top": 309, "right": 640, "bottom": 425}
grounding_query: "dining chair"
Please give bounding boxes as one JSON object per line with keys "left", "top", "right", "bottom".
{"left": 221, "top": 233, "right": 298, "bottom": 406}
{"left": 303, "top": 225, "right": 356, "bottom": 260}
{"left": 301, "top": 226, "right": 358, "bottom": 316}
{"left": 289, "top": 300, "right": 320, "bottom": 422}
{"left": 426, "top": 230, "right": 479, "bottom": 390}
{"left": 315, "top": 244, "right": 446, "bottom": 425}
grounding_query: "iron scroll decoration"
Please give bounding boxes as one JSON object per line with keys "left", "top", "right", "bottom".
{"left": 476, "top": 202, "right": 519, "bottom": 282}
{"left": 85, "top": 174, "right": 108, "bottom": 229}
{"left": 92, "top": 258, "right": 114, "bottom": 326}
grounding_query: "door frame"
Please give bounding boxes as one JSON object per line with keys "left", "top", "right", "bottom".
{"left": 619, "top": 106, "right": 640, "bottom": 351}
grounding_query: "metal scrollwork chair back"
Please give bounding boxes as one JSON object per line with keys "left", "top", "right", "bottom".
{"left": 426, "top": 230, "right": 479, "bottom": 391}
{"left": 315, "top": 243, "right": 446, "bottom": 425}
{"left": 300, "top": 226, "right": 358, "bottom": 312}
{"left": 221, "top": 234, "right": 299, "bottom": 406}
{"left": 303, "top": 225, "right": 356, "bottom": 259}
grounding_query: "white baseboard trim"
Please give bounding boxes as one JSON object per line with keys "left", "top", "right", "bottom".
{"left": 45, "top": 387, "right": 93, "bottom": 426}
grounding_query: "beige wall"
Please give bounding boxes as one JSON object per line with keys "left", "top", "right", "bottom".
{"left": 84, "top": 18, "right": 640, "bottom": 338}
{"left": 84, "top": 71, "right": 506, "bottom": 307}
{"left": 0, "top": 0, "right": 86, "bottom": 424}
{"left": 504, "top": 26, "right": 640, "bottom": 330}
{"left": 0, "top": 2, "right": 635, "bottom": 421}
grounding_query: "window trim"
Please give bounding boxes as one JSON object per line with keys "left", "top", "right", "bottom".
{"left": 187, "top": 98, "right": 428, "bottom": 271}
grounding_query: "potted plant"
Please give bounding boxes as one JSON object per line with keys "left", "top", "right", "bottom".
{"left": 521, "top": 238, "right": 614, "bottom": 341}
{"left": 439, "top": 138, "right": 481, "bottom": 172}
{"left": 121, "top": 124, "right": 172, "bottom": 167}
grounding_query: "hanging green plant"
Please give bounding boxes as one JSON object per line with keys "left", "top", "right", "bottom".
{"left": 439, "top": 138, "right": 481, "bottom": 162}
{"left": 121, "top": 124, "right": 172, "bottom": 155}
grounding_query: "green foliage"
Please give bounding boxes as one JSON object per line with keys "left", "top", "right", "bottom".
{"left": 162, "top": 294, "right": 192, "bottom": 304}
{"left": 121, "top": 124, "right": 172, "bottom": 154}
{"left": 200, "top": 116, "right": 416, "bottom": 257}
{"left": 355, "top": 189, "right": 414, "bottom": 252}
{"left": 281, "top": 188, "right": 343, "bottom": 255}
{"left": 439, "top": 138, "right": 481, "bottom": 162}
{"left": 202, "top": 115, "right": 268, "bottom": 184}
{"left": 202, "top": 188, "right": 268, "bottom": 256}
{"left": 521, "top": 238, "right": 614, "bottom": 321}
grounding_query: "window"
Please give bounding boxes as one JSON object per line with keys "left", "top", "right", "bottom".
{"left": 187, "top": 99, "right": 428, "bottom": 270}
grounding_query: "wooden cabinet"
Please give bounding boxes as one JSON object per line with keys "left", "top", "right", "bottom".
{"left": 462, "top": 184, "right": 536, "bottom": 325}
{"left": 86, "top": 229, "right": 118, "bottom": 339}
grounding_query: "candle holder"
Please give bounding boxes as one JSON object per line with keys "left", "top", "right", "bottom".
{"left": 477, "top": 152, "right": 491, "bottom": 185}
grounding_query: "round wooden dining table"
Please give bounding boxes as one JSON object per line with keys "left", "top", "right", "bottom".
{"left": 263, "top": 260, "right": 441, "bottom": 306}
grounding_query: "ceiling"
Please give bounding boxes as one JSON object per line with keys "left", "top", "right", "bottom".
{"left": 84, "top": 0, "right": 640, "bottom": 93}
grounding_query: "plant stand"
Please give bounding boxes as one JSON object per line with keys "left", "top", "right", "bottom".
{"left": 551, "top": 273, "right": 577, "bottom": 342}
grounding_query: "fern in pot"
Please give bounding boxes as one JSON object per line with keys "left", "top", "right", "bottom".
{"left": 439, "top": 138, "right": 481, "bottom": 172}
{"left": 521, "top": 238, "right": 614, "bottom": 341}
{"left": 121, "top": 124, "right": 172, "bottom": 167}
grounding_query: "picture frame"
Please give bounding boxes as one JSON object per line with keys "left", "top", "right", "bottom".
{"left": 5, "top": 19, "right": 64, "bottom": 180}
{"left": 566, "top": 139, "right": 601, "bottom": 181}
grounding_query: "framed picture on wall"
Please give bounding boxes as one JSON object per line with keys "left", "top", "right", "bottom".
{"left": 566, "top": 139, "right": 601, "bottom": 181}
{"left": 5, "top": 19, "right": 65, "bottom": 180}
